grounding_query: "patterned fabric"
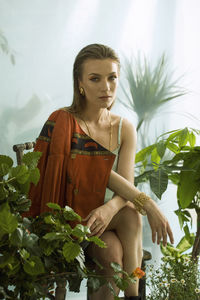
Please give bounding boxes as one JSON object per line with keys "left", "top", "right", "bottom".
{"left": 27, "top": 108, "right": 116, "bottom": 219}
{"left": 37, "top": 120, "right": 55, "bottom": 142}
{"left": 71, "top": 132, "right": 112, "bottom": 156}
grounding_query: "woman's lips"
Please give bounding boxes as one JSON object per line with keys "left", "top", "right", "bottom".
{"left": 99, "top": 96, "right": 112, "bottom": 99}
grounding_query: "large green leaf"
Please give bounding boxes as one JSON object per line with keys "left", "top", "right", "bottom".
{"left": 176, "top": 234, "right": 195, "bottom": 253}
{"left": 156, "top": 140, "right": 166, "bottom": 158}
{"left": 149, "top": 169, "right": 168, "bottom": 199}
{"left": 9, "top": 165, "right": 30, "bottom": 184}
{"left": 113, "top": 274, "right": 129, "bottom": 290}
{"left": 174, "top": 209, "right": 191, "bottom": 229}
{"left": 166, "top": 142, "right": 179, "bottom": 154}
{"left": 135, "top": 144, "right": 156, "bottom": 163}
{"left": 0, "top": 163, "right": 10, "bottom": 177}
{"left": 63, "top": 242, "right": 81, "bottom": 262}
{"left": 166, "top": 129, "right": 184, "bottom": 143}
{"left": 86, "top": 236, "right": 106, "bottom": 248}
{"left": 178, "top": 128, "right": 189, "bottom": 148}
{"left": 0, "top": 155, "right": 13, "bottom": 168}
{"left": 0, "top": 155, "right": 13, "bottom": 176}
{"left": 72, "top": 224, "right": 90, "bottom": 238}
{"left": 63, "top": 206, "right": 81, "bottom": 221}
{"left": 160, "top": 243, "right": 180, "bottom": 258}
{"left": 151, "top": 147, "right": 161, "bottom": 168}
{"left": 188, "top": 132, "right": 196, "bottom": 147}
{"left": 178, "top": 159, "right": 200, "bottom": 208}
{"left": 29, "top": 168, "right": 40, "bottom": 185}
{"left": 22, "top": 151, "right": 42, "bottom": 169}
{"left": 46, "top": 202, "right": 61, "bottom": 210}
{"left": 43, "top": 232, "right": 66, "bottom": 241}
{"left": 0, "top": 202, "right": 18, "bottom": 236}
{"left": 23, "top": 256, "right": 45, "bottom": 275}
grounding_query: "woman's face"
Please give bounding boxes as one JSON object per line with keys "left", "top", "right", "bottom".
{"left": 79, "top": 58, "right": 119, "bottom": 109}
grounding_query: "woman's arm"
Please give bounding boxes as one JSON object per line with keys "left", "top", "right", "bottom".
{"left": 108, "top": 170, "right": 174, "bottom": 246}
{"left": 103, "top": 118, "right": 137, "bottom": 215}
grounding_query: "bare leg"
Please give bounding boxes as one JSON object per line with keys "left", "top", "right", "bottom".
{"left": 86, "top": 202, "right": 142, "bottom": 299}
{"left": 86, "top": 230, "right": 123, "bottom": 300}
{"left": 108, "top": 202, "right": 143, "bottom": 297}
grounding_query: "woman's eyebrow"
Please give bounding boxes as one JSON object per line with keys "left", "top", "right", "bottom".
{"left": 88, "top": 72, "right": 117, "bottom": 76}
{"left": 88, "top": 73, "right": 100, "bottom": 76}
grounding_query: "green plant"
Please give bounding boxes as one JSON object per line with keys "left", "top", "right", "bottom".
{"left": 119, "top": 54, "right": 186, "bottom": 133}
{"left": 0, "top": 152, "right": 140, "bottom": 299}
{"left": 135, "top": 127, "right": 200, "bottom": 259}
{"left": 146, "top": 243, "right": 200, "bottom": 300}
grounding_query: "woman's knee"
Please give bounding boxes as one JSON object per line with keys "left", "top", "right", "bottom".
{"left": 115, "top": 203, "right": 142, "bottom": 233}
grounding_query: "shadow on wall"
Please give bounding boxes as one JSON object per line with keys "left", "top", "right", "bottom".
{"left": 0, "top": 94, "right": 44, "bottom": 159}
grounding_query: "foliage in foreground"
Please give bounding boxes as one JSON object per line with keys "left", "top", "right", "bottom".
{"left": 146, "top": 244, "right": 200, "bottom": 300}
{"left": 0, "top": 152, "right": 141, "bottom": 299}
{"left": 135, "top": 127, "right": 200, "bottom": 259}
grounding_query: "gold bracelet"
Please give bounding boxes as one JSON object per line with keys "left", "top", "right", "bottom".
{"left": 133, "top": 192, "right": 150, "bottom": 215}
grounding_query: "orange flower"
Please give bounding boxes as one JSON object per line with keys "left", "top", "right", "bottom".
{"left": 133, "top": 267, "right": 145, "bottom": 279}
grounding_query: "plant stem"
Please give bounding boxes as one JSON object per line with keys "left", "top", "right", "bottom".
{"left": 192, "top": 208, "right": 200, "bottom": 261}
{"left": 35, "top": 271, "right": 121, "bottom": 282}
{"left": 0, "top": 177, "right": 16, "bottom": 184}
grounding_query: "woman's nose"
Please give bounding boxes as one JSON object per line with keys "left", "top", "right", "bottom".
{"left": 101, "top": 80, "right": 110, "bottom": 91}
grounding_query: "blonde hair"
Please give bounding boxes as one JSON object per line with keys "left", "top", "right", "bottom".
{"left": 67, "top": 43, "right": 120, "bottom": 114}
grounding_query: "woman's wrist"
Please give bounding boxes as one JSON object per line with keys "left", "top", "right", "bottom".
{"left": 132, "top": 192, "right": 152, "bottom": 215}
{"left": 105, "top": 195, "right": 126, "bottom": 215}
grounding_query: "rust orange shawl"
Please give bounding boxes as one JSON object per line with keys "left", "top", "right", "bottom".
{"left": 28, "top": 108, "right": 115, "bottom": 219}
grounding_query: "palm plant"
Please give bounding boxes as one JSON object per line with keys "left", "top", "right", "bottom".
{"left": 119, "top": 54, "right": 186, "bottom": 133}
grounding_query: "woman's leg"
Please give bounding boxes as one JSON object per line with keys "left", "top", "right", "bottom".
{"left": 107, "top": 202, "right": 143, "bottom": 297}
{"left": 86, "top": 202, "right": 142, "bottom": 299}
{"left": 86, "top": 230, "right": 123, "bottom": 300}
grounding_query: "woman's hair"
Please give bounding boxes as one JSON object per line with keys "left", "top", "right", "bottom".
{"left": 67, "top": 43, "right": 120, "bottom": 114}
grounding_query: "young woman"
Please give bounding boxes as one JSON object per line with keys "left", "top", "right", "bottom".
{"left": 29, "top": 44, "right": 174, "bottom": 300}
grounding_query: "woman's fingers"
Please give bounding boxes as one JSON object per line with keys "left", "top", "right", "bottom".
{"left": 162, "top": 228, "right": 168, "bottom": 246}
{"left": 167, "top": 223, "right": 174, "bottom": 244}
{"left": 146, "top": 200, "right": 174, "bottom": 246}
{"left": 157, "top": 228, "right": 163, "bottom": 245}
{"left": 152, "top": 228, "right": 156, "bottom": 244}
{"left": 151, "top": 224, "right": 174, "bottom": 246}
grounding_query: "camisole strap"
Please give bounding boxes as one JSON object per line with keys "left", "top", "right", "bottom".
{"left": 118, "top": 117, "right": 123, "bottom": 146}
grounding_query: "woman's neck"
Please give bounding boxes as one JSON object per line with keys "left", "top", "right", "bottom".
{"left": 80, "top": 107, "right": 108, "bottom": 124}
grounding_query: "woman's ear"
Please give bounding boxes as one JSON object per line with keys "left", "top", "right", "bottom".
{"left": 78, "top": 78, "right": 82, "bottom": 89}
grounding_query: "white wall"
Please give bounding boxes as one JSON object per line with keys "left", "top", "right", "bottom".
{"left": 0, "top": 1, "right": 200, "bottom": 298}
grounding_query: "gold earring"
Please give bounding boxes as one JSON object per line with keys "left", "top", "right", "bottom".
{"left": 79, "top": 87, "right": 85, "bottom": 96}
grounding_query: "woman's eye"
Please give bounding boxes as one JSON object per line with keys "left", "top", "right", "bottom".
{"left": 109, "top": 76, "right": 117, "bottom": 81}
{"left": 90, "top": 77, "right": 99, "bottom": 82}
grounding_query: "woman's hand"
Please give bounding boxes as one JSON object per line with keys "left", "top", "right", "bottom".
{"left": 144, "top": 199, "right": 174, "bottom": 247}
{"left": 83, "top": 203, "right": 114, "bottom": 237}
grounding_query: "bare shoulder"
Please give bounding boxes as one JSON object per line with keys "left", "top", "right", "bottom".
{"left": 110, "top": 112, "right": 121, "bottom": 125}
{"left": 110, "top": 113, "right": 136, "bottom": 143}
{"left": 121, "top": 118, "right": 137, "bottom": 144}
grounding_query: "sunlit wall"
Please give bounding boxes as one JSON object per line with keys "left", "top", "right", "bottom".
{"left": 0, "top": 0, "right": 200, "bottom": 298}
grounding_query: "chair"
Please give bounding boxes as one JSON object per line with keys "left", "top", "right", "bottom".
{"left": 13, "top": 142, "right": 152, "bottom": 300}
